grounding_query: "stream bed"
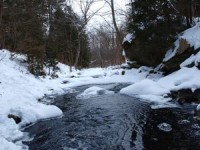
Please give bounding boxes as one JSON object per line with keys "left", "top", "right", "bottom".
{"left": 24, "top": 84, "right": 200, "bottom": 150}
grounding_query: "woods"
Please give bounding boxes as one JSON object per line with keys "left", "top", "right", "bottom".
{"left": 0, "top": 0, "right": 90, "bottom": 75}
{"left": 1, "top": 0, "right": 200, "bottom": 74}
{"left": 125, "top": 0, "right": 200, "bottom": 67}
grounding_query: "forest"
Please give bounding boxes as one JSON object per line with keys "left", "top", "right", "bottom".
{"left": 1, "top": 0, "right": 199, "bottom": 75}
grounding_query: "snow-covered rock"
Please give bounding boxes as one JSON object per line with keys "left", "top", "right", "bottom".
{"left": 164, "top": 22, "right": 200, "bottom": 62}
{"left": 120, "top": 79, "right": 169, "bottom": 96}
{"left": 76, "top": 86, "right": 114, "bottom": 99}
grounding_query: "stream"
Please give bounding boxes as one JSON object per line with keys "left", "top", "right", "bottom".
{"left": 24, "top": 83, "right": 200, "bottom": 150}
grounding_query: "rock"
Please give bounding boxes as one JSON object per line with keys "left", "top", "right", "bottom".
{"left": 62, "top": 80, "right": 69, "bottom": 84}
{"left": 196, "top": 104, "right": 200, "bottom": 120}
{"left": 177, "top": 89, "right": 195, "bottom": 103}
{"left": 194, "top": 89, "right": 200, "bottom": 102}
{"left": 8, "top": 114, "right": 21, "bottom": 124}
{"left": 170, "top": 89, "right": 200, "bottom": 104}
{"left": 162, "top": 47, "right": 197, "bottom": 75}
{"left": 177, "top": 38, "right": 190, "bottom": 55}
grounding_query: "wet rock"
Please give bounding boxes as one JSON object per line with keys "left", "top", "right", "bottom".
{"left": 170, "top": 89, "right": 200, "bottom": 104}
{"left": 196, "top": 104, "right": 200, "bottom": 120}
{"left": 8, "top": 114, "right": 21, "bottom": 124}
{"left": 177, "top": 89, "right": 196, "bottom": 103}
{"left": 127, "top": 61, "right": 142, "bottom": 69}
{"left": 121, "top": 70, "right": 125, "bottom": 75}
{"left": 194, "top": 89, "right": 200, "bottom": 102}
{"left": 62, "top": 80, "right": 69, "bottom": 84}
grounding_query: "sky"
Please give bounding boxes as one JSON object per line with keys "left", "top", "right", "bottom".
{"left": 71, "top": 0, "right": 130, "bottom": 29}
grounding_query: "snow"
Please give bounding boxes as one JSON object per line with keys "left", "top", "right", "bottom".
{"left": 164, "top": 22, "right": 200, "bottom": 62}
{"left": 76, "top": 86, "right": 114, "bottom": 99}
{"left": 180, "top": 54, "right": 195, "bottom": 68}
{"left": 197, "top": 104, "right": 200, "bottom": 111}
{"left": 180, "top": 51, "right": 200, "bottom": 68}
{"left": 123, "top": 33, "right": 134, "bottom": 44}
{"left": 0, "top": 50, "right": 65, "bottom": 150}
{"left": 120, "top": 79, "right": 169, "bottom": 96}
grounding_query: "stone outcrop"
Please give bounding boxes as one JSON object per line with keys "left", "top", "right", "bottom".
{"left": 161, "top": 38, "right": 200, "bottom": 75}
{"left": 170, "top": 89, "right": 200, "bottom": 104}
{"left": 177, "top": 38, "right": 191, "bottom": 55}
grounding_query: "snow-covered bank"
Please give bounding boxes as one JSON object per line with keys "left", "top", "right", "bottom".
{"left": 120, "top": 66, "right": 200, "bottom": 104}
{"left": 120, "top": 22, "right": 200, "bottom": 107}
{"left": 164, "top": 22, "right": 200, "bottom": 62}
{"left": 0, "top": 50, "right": 66, "bottom": 149}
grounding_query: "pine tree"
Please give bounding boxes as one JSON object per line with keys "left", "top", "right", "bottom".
{"left": 127, "top": 0, "right": 186, "bottom": 66}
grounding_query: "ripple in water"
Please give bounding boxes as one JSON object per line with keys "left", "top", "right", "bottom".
{"left": 157, "top": 123, "right": 172, "bottom": 132}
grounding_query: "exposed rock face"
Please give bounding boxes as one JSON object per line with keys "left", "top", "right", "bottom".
{"left": 177, "top": 38, "right": 191, "bottom": 55}
{"left": 122, "top": 40, "right": 148, "bottom": 68}
{"left": 8, "top": 114, "right": 21, "bottom": 124}
{"left": 161, "top": 38, "right": 200, "bottom": 75}
{"left": 170, "top": 89, "right": 200, "bottom": 104}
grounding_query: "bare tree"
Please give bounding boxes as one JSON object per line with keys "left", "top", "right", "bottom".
{"left": 104, "top": 0, "right": 125, "bottom": 64}
{"left": 71, "top": 0, "right": 105, "bottom": 69}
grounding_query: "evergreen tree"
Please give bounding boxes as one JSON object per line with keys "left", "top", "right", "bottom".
{"left": 1, "top": 0, "right": 91, "bottom": 75}
{"left": 127, "top": 0, "right": 186, "bottom": 66}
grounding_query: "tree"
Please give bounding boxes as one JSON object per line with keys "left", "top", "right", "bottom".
{"left": 71, "top": 0, "right": 105, "bottom": 69}
{"left": 89, "top": 24, "right": 119, "bottom": 67}
{"left": 104, "top": 0, "right": 126, "bottom": 64}
{"left": 127, "top": 0, "right": 186, "bottom": 66}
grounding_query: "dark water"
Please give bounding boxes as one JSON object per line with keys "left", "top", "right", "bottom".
{"left": 24, "top": 84, "right": 200, "bottom": 150}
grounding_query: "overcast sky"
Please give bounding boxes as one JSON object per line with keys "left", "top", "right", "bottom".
{"left": 71, "top": 0, "right": 130, "bottom": 30}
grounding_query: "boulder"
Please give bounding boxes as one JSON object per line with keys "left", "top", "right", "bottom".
{"left": 162, "top": 47, "right": 199, "bottom": 75}
{"left": 161, "top": 37, "right": 200, "bottom": 75}
{"left": 8, "top": 114, "right": 21, "bottom": 124}
{"left": 177, "top": 38, "right": 191, "bottom": 55}
{"left": 170, "top": 89, "right": 200, "bottom": 104}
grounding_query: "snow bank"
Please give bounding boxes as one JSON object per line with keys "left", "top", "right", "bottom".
{"left": 0, "top": 50, "right": 63, "bottom": 149}
{"left": 120, "top": 79, "right": 171, "bottom": 106}
{"left": 164, "top": 22, "right": 200, "bottom": 62}
{"left": 120, "top": 66, "right": 200, "bottom": 104}
{"left": 120, "top": 79, "right": 169, "bottom": 96}
{"left": 158, "top": 67, "right": 200, "bottom": 91}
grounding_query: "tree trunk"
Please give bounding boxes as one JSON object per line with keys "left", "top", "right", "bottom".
{"left": 110, "top": 0, "right": 124, "bottom": 64}
{"left": 0, "top": 0, "right": 4, "bottom": 49}
{"left": 74, "top": 34, "right": 81, "bottom": 69}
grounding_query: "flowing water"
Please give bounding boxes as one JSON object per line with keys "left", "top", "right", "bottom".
{"left": 24, "top": 84, "right": 200, "bottom": 150}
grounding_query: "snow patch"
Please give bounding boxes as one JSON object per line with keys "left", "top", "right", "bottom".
{"left": 123, "top": 33, "right": 134, "bottom": 44}
{"left": 120, "top": 79, "right": 169, "bottom": 98}
{"left": 76, "top": 86, "right": 114, "bottom": 99}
